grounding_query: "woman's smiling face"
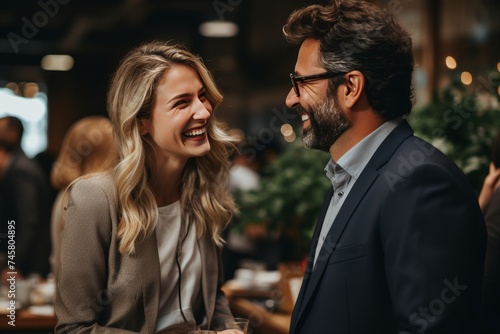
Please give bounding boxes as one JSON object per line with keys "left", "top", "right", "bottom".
{"left": 141, "top": 64, "right": 213, "bottom": 165}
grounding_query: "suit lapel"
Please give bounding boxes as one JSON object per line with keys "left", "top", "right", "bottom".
{"left": 290, "top": 187, "right": 333, "bottom": 333}
{"left": 292, "top": 169, "right": 379, "bottom": 329}
{"left": 291, "top": 120, "right": 414, "bottom": 332}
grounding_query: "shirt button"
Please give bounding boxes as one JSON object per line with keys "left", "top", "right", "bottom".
{"left": 338, "top": 191, "right": 344, "bottom": 197}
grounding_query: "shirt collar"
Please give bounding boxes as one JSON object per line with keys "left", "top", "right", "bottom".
{"left": 324, "top": 118, "right": 402, "bottom": 181}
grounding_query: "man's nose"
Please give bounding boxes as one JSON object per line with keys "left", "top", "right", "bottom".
{"left": 286, "top": 87, "right": 300, "bottom": 109}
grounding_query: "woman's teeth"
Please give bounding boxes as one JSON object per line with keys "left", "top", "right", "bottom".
{"left": 184, "top": 127, "right": 206, "bottom": 137}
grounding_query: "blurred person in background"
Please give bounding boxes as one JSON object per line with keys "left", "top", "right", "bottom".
{"left": 478, "top": 131, "right": 500, "bottom": 333}
{"left": 49, "top": 115, "right": 116, "bottom": 278}
{"left": 223, "top": 140, "right": 262, "bottom": 280}
{"left": 229, "top": 141, "right": 261, "bottom": 194}
{"left": 0, "top": 116, "right": 51, "bottom": 278}
{"left": 55, "top": 41, "right": 241, "bottom": 333}
{"left": 283, "top": 1, "right": 486, "bottom": 333}
{"left": 34, "top": 149, "right": 59, "bottom": 215}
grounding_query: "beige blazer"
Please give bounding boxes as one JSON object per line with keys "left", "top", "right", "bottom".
{"left": 55, "top": 174, "right": 233, "bottom": 333}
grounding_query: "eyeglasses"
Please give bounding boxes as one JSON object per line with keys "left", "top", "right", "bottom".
{"left": 289, "top": 71, "right": 346, "bottom": 97}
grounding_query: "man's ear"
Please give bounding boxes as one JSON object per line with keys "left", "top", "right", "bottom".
{"left": 343, "top": 71, "right": 365, "bottom": 109}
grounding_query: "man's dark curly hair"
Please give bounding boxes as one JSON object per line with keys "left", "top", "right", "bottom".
{"left": 283, "top": 0, "right": 415, "bottom": 120}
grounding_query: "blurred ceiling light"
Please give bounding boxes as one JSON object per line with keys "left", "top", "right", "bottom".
{"left": 199, "top": 20, "right": 239, "bottom": 38}
{"left": 41, "top": 54, "right": 74, "bottom": 71}
{"left": 460, "top": 71, "right": 473, "bottom": 85}
{"left": 445, "top": 56, "right": 457, "bottom": 69}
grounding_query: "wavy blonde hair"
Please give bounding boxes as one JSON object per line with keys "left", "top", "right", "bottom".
{"left": 107, "top": 41, "right": 238, "bottom": 255}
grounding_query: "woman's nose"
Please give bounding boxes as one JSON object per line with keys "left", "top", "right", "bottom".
{"left": 193, "top": 100, "right": 211, "bottom": 120}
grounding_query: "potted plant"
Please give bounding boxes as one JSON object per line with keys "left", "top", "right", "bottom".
{"left": 235, "top": 140, "right": 331, "bottom": 262}
{"left": 408, "top": 69, "right": 500, "bottom": 193}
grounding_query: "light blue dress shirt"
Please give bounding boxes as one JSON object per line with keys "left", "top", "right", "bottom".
{"left": 313, "top": 118, "right": 402, "bottom": 267}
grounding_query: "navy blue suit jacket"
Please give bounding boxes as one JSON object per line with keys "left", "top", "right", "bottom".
{"left": 290, "top": 120, "right": 486, "bottom": 334}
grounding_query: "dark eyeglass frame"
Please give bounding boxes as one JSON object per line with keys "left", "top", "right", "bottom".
{"left": 290, "top": 71, "right": 346, "bottom": 97}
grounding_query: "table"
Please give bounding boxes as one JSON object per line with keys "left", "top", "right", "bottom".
{"left": 228, "top": 297, "right": 290, "bottom": 334}
{"left": 0, "top": 284, "right": 291, "bottom": 334}
{"left": 0, "top": 307, "right": 56, "bottom": 333}
{"left": 222, "top": 283, "right": 291, "bottom": 334}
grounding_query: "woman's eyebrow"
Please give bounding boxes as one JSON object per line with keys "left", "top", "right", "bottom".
{"left": 167, "top": 92, "right": 192, "bottom": 104}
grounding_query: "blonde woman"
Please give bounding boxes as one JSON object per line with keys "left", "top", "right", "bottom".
{"left": 55, "top": 41, "right": 241, "bottom": 334}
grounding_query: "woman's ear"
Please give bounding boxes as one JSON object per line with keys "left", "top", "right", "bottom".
{"left": 138, "top": 118, "right": 149, "bottom": 136}
{"left": 343, "top": 71, "right": 365, "bottom": 109}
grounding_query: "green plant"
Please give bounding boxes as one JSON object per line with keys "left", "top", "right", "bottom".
{"left": 236, "top": 140, "right": 331, "bottom": 260}
{"left": 408, "top": 69, "right": 500, "bottom": 193}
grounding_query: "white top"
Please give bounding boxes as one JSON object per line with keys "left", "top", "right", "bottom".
{"left": 155, "top": 201, "right": 202, "bottom": 333}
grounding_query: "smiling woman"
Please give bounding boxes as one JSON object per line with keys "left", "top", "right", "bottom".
{"left": 54, "top": 41, "right": 241, "bottom": 334}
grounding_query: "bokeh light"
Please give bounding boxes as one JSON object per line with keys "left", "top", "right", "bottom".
{"left": 460, "top": 71, "right": 473, "bottom": 85}
{"left": 445, "top": 56, "right": 457, "bottom": 69}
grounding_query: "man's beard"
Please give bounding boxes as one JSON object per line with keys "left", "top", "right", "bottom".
{"left": 299, "top": 97, "right": 351, "bottom": 152}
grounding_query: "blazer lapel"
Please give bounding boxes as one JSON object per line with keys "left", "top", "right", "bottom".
{"left": 199, "top": 233, "right": 217, "bottom": 328}
{"left": 291, "top": 120, "right": 414, "bottom": 332}
{"left": 140, "top": 233, "right": 160, "bottom": 334}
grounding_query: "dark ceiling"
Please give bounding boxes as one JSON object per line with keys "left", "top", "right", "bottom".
{"left": 0, "top": 1, "right": 326, "bottom": 89}
{"left": 0, "top": 0, "right": 331, "bottom": 137}
{"left": 1, "top": 0, "right": 227, "bottom": 56}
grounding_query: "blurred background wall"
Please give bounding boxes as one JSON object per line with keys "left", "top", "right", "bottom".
{"left": 0, "top": 0, "right": 499, "bottom": 159}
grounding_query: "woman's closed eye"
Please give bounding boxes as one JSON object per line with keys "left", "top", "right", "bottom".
{"left": 198, "top": 90, "right": 207, "bottom": 101}
{"left": 173, "top": 99, "right": 188, "bottom": 109}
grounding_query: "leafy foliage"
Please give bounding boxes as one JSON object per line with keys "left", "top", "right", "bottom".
{"left": 235, "top": 140, "right": 331, "bottom": 259}
{"left": 408, "top": 70, "right": 500, "bottom": 193}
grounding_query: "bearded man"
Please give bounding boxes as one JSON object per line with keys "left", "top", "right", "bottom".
{"left": 283, "top": 1, "right": 486, "bottom": 333}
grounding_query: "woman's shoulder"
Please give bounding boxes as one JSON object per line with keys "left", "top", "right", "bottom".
{"left": 68, "top": 172, "right": 117, "bottom": 212}
{"left": 71, "top": 172, "right": 113, "bottom": 191}
{"left": 73, "top": 172, "right": 114, "bottom": 187}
